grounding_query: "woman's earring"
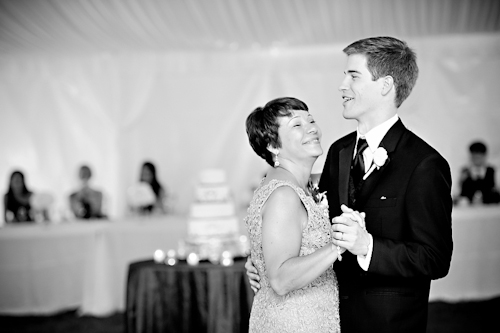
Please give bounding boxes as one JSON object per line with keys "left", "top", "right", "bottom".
{"left": 274, "top": 152, "right": 280, "bottom": 168}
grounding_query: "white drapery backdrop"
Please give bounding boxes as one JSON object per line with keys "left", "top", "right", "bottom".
{"left": 1, "top": 0, "right": 500, "bottom": 219}
{"left": 2, "top": 33, "right": 500, "bottom": 218}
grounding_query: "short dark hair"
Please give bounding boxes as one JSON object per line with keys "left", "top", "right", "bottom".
{"left": 343, "top": 36, "right": 419, "bottom": 108}
{"left": 469, "top": 141, "right": 487, "bottom": 154}
{"left": 246, "top": 97, "right": 308, "bottom": 166}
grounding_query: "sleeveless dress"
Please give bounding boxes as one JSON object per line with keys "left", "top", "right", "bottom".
{"left": 245, "top": 179, "right": 340, "bottom": 333}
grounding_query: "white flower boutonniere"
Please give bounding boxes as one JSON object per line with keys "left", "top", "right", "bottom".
{"left": 363, "top": 147, "right": 388, "bottom": 180}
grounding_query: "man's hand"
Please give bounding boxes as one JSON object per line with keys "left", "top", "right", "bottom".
{"left": 331, "top": 204, "right": 370, "bottom": 256}
{"left": 245, "top": 256, "right": 261, "bottom": 293}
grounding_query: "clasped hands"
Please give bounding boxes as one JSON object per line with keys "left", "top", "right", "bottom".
{"left": 331, "top": 204, "right": 370, "bottom": 257}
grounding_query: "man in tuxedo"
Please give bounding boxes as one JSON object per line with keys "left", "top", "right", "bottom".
{"left": 322, "top": 36, "right": 453, "bottom": 332}
{"left": 457, "top": 141, "right": 500, "bottom": 204}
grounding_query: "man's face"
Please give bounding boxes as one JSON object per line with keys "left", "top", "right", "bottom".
{"left": 471, "top": 152, "right": 487, "bottom": 167}
{"left": 338, "top": 54, "right": 384, "bottom": 123}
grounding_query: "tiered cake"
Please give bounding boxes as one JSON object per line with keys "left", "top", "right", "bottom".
{"left": 184, "top": 169, "right": 243, "bottom": 261}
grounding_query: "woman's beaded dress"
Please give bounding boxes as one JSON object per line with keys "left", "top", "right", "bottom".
{"left": 245, "top": 179, "right": 340, "bottom": 333}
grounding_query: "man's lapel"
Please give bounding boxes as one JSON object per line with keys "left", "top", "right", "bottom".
{"left": 338, "top": 134, "right": 356, "bottom": 205}
{"left": 356, "top": 119, "right": 406, "bottom": 204}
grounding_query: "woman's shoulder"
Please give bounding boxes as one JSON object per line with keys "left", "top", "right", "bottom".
{"left": 259, "top": 178, "right": 305, "bottom": 208}
{"left": 267, "top": 182, "right": 301, "bottom": 201}
{"left": 261, "top": 175, "right": 301, "bottom": 193}
{"left": 260, "top": 180, "right": 306, "bottom": 221}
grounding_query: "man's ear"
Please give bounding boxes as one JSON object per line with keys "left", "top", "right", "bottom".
{"left": 381, "top": 75, "right": 394, "bottom": 96}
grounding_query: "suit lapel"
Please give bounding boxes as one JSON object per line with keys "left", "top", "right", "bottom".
{"left": 357, "top": 119, "right": 407, "bottom": 205}
{"left": 338, "top": 134, "right": 356, "bottom": 205}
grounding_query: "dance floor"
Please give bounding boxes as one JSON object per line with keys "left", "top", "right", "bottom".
{"left": 1, "top": 296, "right": 499, "bottom": 333}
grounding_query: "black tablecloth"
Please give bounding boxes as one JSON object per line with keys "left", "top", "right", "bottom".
{"left": 125, "top": 258, "right": 254, "bottom": 333}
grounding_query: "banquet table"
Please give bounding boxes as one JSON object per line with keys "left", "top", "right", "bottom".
{"left": 0, "top": 206, "right": 499, "bottom": 316}
{"left": 0, "top": 221, "right": 101, "bottom": 315}
{"left": 0, "top": 215, "right": 191, "bottom": 316}
{"left": 429, "top": 205, "right": 500, "bottom": 301}
{"left": 125, "top": 259, "right": 253, "bottom": 333}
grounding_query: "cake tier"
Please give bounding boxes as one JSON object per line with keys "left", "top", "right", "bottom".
{"left": 189, "top": 202, "right": 235, "bottom": 218}
{"left": 194, "top": 185, "right": 231, "bottom": 202}
{"left": 198, "top": 168, "right": 226, "bottom": 184}
{"left": 187, "top": 216, "right": 239, "bottom": 238}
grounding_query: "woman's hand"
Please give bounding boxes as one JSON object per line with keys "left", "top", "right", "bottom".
{"left": 245, "top": 256, "right": 261, "bottom": 293}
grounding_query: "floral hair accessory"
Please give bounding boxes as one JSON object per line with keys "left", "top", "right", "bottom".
{"left": 363, "top": 147, "right": 388, "bottom": 180}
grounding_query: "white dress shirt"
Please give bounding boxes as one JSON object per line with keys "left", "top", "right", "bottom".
{"left": 354, "top": 114, "right": 399, "bottom": 271}
{"left": 469, "top": 165, "right": 487, "bottom": 180}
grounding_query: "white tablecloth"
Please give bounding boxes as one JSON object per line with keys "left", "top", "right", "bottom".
{"left": 0, "top": 215, "right": 190, "bottom": 316}
{"left": 1, "top": 207, "right": 499, "bottom": 316}
{"left": 0, "top": 222, "right": 100, "bottom": 315}
{"left": 429, "top": 205, "right": 500, "bottom": 302}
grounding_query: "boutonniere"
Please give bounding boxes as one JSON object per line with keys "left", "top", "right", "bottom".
{"left": 363, "top": 147, "right": 388, "bottom": 180}
{"left": 308, "top": 180, "right": 329, "bottom": 209}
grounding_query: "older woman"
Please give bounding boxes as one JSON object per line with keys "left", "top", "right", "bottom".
{"left": 244, "top": 97, "right": 341, "bottom": 332}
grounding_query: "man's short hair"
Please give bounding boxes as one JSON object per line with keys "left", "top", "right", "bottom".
{"left": 343, "top": 36, "right": 419, "bottom": 108}
{"left": 469, "top": 141, "right": 487, "bottom": 154}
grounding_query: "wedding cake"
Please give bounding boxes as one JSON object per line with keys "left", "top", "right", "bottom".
{"left": 183, "top": 169, "right": 246, "bottom": 261}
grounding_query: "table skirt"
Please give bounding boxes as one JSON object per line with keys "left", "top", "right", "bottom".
{"left": 126, "top": 259, "right": 253, "bottom": 333}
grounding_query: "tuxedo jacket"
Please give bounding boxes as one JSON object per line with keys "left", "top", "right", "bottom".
{"left": 319, "top": 119, "right": 453, "bottom": 333}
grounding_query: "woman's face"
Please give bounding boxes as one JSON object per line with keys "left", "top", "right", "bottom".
{"left": 141, "top": 166, "right": 153, "bottom": 183}
{"left": 11, "top": 173, "right": 24, "bottom": 193}
{"left": 275, "top": 110, "right": 323, "bottom": 163}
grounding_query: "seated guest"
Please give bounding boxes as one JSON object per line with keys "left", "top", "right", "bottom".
{"left": 3, "top": 170, "right": 34, "bottom": 223}
{"left": 135, "top": 161, "right": 167, "bottom": 215}
{"left": 69, "top": 165, "right": 106, "bottom": 219}
{"left": 458, "top": 141, "right": 500, "bottom": 204}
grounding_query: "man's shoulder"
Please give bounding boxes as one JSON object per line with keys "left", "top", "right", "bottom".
{"left": 401, "top": 129, "right": 449, "bottom": 166}
{"left": 327, "top": 131, "right": 356, "bottom": 151}
{"left": 404, "top": 130, "right": 437, "bottom": 152}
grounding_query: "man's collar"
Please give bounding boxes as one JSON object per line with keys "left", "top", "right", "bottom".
{"left": 357, "top": 114, "right": 399, "bottom": 151}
